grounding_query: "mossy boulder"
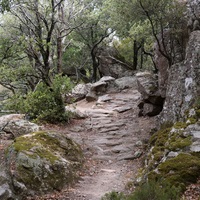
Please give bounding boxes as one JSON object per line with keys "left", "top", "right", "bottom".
{"left": 142, "top": 116, "right": 200, "bottom": 194}
{"left": 150, "top": 153, "right": 200, "bottom": 191}
{"left": 6, "top": 131, "right": 83, "bottom": 197}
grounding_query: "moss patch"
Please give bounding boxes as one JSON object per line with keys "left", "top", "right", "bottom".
{"left": 140, "top": 98, "right": 200, "bottom": 196}
{"left": 13, "top": 131, "right": 61, "bottom": 164}
{"left": 157, "top": 153, "right": 200, "bottom": 191}
{"left": 173, "top": 122, "right": 187, "bottom": 129}
{"left": 144, "top": 120, "right": 194, "bottom": 193}
{"left": 7, "top": 131, "right": 83, "bottom": 195}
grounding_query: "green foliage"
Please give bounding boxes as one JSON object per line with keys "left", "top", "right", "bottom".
{"left": 101, "top": 181, "right": 181, "bottom": 200}
{"left": 101, "top": 191, "right": 126, "bottom": 200}
{"left": 127, "top": 180, "right": 181, "bottom": 200}
{"left": 0, "top": 0, "right": 11, "bottom": 12}
{"left": 5, "top": 76, "right": 73, "bottom": 123}
{"left": 157, "top": 153, "right": 200, "bottom": 191}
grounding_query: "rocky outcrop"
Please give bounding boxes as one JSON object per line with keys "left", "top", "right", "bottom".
{"left": 97, "top": 47, "right": 134, "bottom": 78}
{"left": 114, "top": 76, "right": 138, "bottom": 90}
{"left": 154, "top": 28, "right": 188, "bottom": 98}
{"left": 141, "top": 30, "right": 200, "bottom": 195}
{"left": 160, "top": 31, "right": 200, "bottom": 124}
{"left": 187, "top": 0, "right": 200, "bottom": 32}
{"left": 6, "top": 131, "right": 83, "bottom": 198}
{"left": 140, "top": 104, "right": 200, "bottom": 191}
{"left": 136, "top": 72, "right": 164, "bottom": 117}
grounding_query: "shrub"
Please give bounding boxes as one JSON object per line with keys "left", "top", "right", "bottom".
{"left": 101, "top": 191, "right": 126, "bottom": 200}
{"left": 101, "top": 180, "right": 181, "bottom": 200}
{"left": 5, "top": 76, "right": 73, "bottom": 123}
{"left": 127, "top": 180, "right": 181, "bottom": 200}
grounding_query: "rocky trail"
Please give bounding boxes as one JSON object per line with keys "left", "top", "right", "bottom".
{"left": 41, "top": 88, "right": 156, "bottom": 200}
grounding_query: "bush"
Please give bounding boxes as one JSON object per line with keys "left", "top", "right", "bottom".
{"left": 101, "top": 180, "right": 181, "bottom": 200}
{"left": 5, "top": 76, "right": 73, "bottom": 123}
{"left": 101, "top": 191, "right": 126, "bottom": 200}
{"left": 127, "top": 180, "right": 181, "bottom": 200}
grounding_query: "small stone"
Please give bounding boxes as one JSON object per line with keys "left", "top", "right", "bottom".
{"left": 135, "top": 141, "right": 143, "bottom": 147}
{"left": 167, "top": 151, "right": 179, "bottom": 158}
{"left": 100, "top": 169, "right": 116, "bottom": 173}
{"left": 117, "top": 150, "right": 142, "bottom": 161}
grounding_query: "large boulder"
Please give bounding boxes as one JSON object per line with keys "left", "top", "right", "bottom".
{"left": 154, "top": 28, "right": 188, "bottom": 98}
{"left": 136, "top": 72, "right": 164, "bottom": 117}
{"left": 97, "top": 47, "right": 134, "bottom": 78}
{"left": 65, "top": 83, "right": 91, "bottom": 103}
{"left": 141, "top": 117, "right": 200, "bottom": 191}
{"left": 0, "top": 114, "right": 40, "bottom": 139}
{"left": 160, "top": 31, "right": 200, "bottom": 124}
{"left": 187, "top": 0, "right": 200, "bottom": 32}
{"left": 114, "top": 76, "right": 138, "bottom": 90}
{"left": 6, "top": 131, "right": 83, "bottom": 198}
{"left": 86, "top": 76, "right": 116, "bottom": 102}
{"left": 0, "top": 171, "right": 13, "bottom": 200}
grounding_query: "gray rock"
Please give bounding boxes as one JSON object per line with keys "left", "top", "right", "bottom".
{"left": 65, "top": 105, "right": 87, "bottom": 119}
{"left": 167, "top": 151, "right": 179, "bottom": 158}
{"left": 69, "top": 83, "right": 91, "bottom": 102}
{"left": 91, "top": 81, "right": 107, "bottom": 93}
{"left": 142, "top": 103, "right": 162, "bottom": 117}
{"left": 99, "top": 76, "right": 115, "bottom": 82}
{"left": 115, "top": 76, "right": 138, "bottom": 90}
{"left": 85, "top": 77, "right": 116, "bottom": 102}
{"left": 160, "top": 31, "right": 200, "bottom": 123}
{"left": 190, "top": 141, "right": 200, "bottom": 152}
{"left": 136, "top": 72, "right": 164, "bottom": 117}
{"left": 135, "top": 141, "right": 143, "bottom": 147}
{"left": 97, "top": 95, "right": 113, "bottom": 103}
{"left": 0, "top": 114, "right": 40, "bottom": 138}
{"left": 6, "top": 131, "right": 83, "bottom": 197}
{"left": 113, "top": 106, "right": 132, "bottom": 113}
{"left": 187, "top": 0, "right": 200, "bottom": 32}
{"left": 153, "top": 26, "right": 188, "bottom": 98}
{"left": 136, "top": 72, "right": 158, "bottom": 99}
{"left": 117, "top": 150, "right": 142, "bottom": 161}
{"left": 86, "top": 90, "right": 98, "bottom": 102}
{"left": 0, "top": 185, "right": 13, "bottom": 200}
{"left": 97, "top": 47, "right": 134, "bottom": 78}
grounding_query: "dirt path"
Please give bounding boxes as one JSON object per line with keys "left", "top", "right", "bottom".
{"left": 50, "top": 88, "right": 156, "bottom": 200}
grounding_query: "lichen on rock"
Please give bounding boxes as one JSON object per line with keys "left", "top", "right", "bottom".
{"left": 6, "top": 131, "right": 83, "bottom": 197}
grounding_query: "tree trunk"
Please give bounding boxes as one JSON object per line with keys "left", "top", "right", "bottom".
{"left": 57, "top": 35, "right": 63, "bottom": 74}
{"left": 91, "top": 47, "right": 99, "bottom": 82}
{"left": 133, "top": 40, "right": 138, "bottom": 70}
{"left": 140, "top": 39, "right": 144, "bottom": 69}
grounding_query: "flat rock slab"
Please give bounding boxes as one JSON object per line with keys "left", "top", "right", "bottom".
{"left": 117, "top": 150, "right": 143, "bottom": 161}
{"left": 114, "top": 106, "right": 132, "bottom": 113}
{"left": 111, "top": 145, "right": 132, "bottom": 154}
{"left": 97, "top": 95, "right": 113, "bottom": 102}
{"left": 190, "top": 141, "right": 200, "bottom": 152}
{"left": 100, "top": 169, "right": 116, "bottom": 173}
{"left": 100, "top": 127, "right": 120, "bottom": 133}
{"left": 93, "top": 122, "right": 125, "bottom": 130}
{"left": 190, "top": 131, "right": 200, "bottom": 139}
{"left": 105, "top": 141, "right": 123, "bottom": 147}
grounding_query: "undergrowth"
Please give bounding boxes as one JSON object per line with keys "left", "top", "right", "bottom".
{"left": 101, "top": 180, "right": 181, "bottom": 200}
